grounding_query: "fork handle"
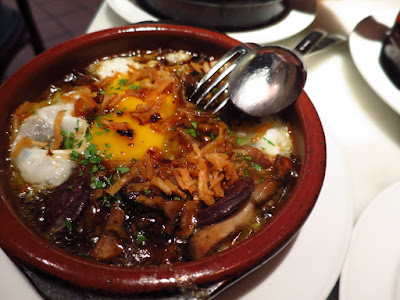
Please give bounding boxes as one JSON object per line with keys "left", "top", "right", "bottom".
{"left": 294, "top": 30, "right": 328, "bottom": 56}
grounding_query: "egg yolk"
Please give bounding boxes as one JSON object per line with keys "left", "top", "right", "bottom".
{"left": 90, "top": 75, "right": 176, "bottom": 162}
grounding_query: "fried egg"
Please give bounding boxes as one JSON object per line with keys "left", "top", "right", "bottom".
{"left": 89, "top": 70, "right": 176, "bottom": 163}
{"left": 88, "top": 57, "right": 142, "bottom": 80}
{"left": 12, "top": 101, "right": 89, "bottom": 188}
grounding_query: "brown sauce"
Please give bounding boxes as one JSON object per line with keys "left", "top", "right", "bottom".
{"left": 9, "top": 49, "right": 299, "bottom": 266}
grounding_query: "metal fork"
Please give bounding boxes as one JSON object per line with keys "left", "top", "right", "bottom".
{"left": 190, "top": 30, "right": 345, "bottom": 114}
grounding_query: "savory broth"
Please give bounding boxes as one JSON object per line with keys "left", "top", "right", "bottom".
{"left": 8, "top": 49, "right": 299, "bottom": 266}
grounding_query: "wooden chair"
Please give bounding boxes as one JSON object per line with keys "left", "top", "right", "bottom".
{"left": 0, "top": 0, "right": 45, "bottom": 82}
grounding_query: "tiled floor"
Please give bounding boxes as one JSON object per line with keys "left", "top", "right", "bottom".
{"left": 2, "top": 0, "right": 102, "bottom": 80}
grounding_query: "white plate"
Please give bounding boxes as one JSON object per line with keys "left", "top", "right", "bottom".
{"left": 217, "top": 131, "right": 353, "bottom": 300}
{"left": 340, "top": 181, "right": 400, "bottom": 300}
{"left": 0, "top": 249, "right": 42, "bottom": 300}
{"left": 349, "top": 10, "right": 400, "bottom": 115}
{"left": 0, "top": 132, "right": 353, "bottom": 299}
{"left": 105, "top": 0, "right": 316, "bottom": 44}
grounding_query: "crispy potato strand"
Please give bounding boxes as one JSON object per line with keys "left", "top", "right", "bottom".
{"left": 52, "top": 110, "right": 65, "bottom": 150}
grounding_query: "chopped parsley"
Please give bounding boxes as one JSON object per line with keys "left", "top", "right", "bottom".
{"left": 91, "top": 165, "right": 101, "bottom": 173}
{"left": 184, "top": 128, "right": 197, "bottom": 138}
{"left": 90, "top": 176, "right": 107, "bottom": 189}
{"left": 70, "top": 150, "right": 81, "bottom": 161}
{"left": 251, "top": 162, "right": 263, "bottom": 171}
{"left": 136, "top": 231, "right": 147, "bottom": 245}
{"left": 116, "top": 167, "right": 130, "bottom": 174}
{"left": 85, "top": 130, "right": 92, "bottom": 142}
{"left": 65, "top": 218, "right": 72, "bottom": 230}
{"left": 263, "top": 137, "right": 275, "bottom": 146}
{"left": 210, "top": 133, "right": 216, "bottom": 140}
{"left": 74, "top": 120, "right": 80, "bottom": 132}
{"left": 79, "top": 144, "right": 102, "bottom": 165}
{"left": 129, "top": 83, "right": 140, "bottom": 90}
{"left": 101, "top": 193, "right": 122, "bottom": 208}
{"left": 62, "top": 131, "right": 80, "bottom": 149}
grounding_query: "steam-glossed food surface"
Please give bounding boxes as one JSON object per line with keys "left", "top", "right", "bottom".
{"left": 9, "top": 49, "right": 299, "bottom": 266}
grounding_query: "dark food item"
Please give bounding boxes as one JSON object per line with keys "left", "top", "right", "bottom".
{"left": 380, "top": 12, "right": 400, "bottom": 89}
{"left": 196, "top": 177, "right": 254, "bottom": 225}
{"left": 46, "top": 164, "right": 90, "bottom": 232}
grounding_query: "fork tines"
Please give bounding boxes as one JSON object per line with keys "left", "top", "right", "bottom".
{"left": 190, "top": 43, "right": 258, "bottom": 113}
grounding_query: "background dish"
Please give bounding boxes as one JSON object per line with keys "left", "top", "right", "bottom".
{"left": 137, "top": 0, "right": 288, "bottom": 31}
{"left": 349, "top": 10, "right": 400, "bottom": 115}
{"left": 106, "top": 0, "right": 316, "bottom": 43}
{"left": 0, "top": 132, "right": 351, "bottom": 299}
{"left": 339, "top": 182, "right": 400, "bottom": 300}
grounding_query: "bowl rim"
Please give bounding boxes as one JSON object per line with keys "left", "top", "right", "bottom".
{"left": 0, "top": 23, "right": 326, "bottom": 295}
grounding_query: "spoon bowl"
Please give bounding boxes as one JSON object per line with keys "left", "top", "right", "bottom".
{"left": 229, "top": 45, "right": 306, "bottom": 117}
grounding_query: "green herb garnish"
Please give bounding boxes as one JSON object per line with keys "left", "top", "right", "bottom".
{"left": 90, "top": 176, "right": 106, "bottom": 189}
{"left": 251, "top": 162, "right": 263, "bottom": 171}
{"left": 263, "top": 137, "right": 275, "bottom": 146}
{"left": 136, "top": 231, "right": 147, "bottom": 245}
{"left": 129, "top": 83, "right": 140, "bottom": 90}
{"left": 65, "top": 218, "right": 72, "bottom": 230}
{"left": 70, "top": 150, "right": 81, "bottom": 161}
{"left": 184, "top": 128, "right": 197, "bottom": 138}
{"left": 116, "top": 167, "right": 130, "bottom": 174}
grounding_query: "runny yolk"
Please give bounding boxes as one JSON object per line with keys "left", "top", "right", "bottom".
{"left": 90, "top": 74, "right": 176, "bottom": 162}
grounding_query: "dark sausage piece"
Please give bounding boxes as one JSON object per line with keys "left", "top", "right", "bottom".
{"left": 196, "top": 177, "right": 254, "bottom": 225}
{"left": 46, "top": 164, "right": 89, "bottom": 232}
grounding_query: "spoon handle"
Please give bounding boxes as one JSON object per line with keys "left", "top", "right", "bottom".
{"left": 294, "top": 30, "right": 328, "bottom": 56}
{"left": 309, "top": 33, "right": 347, "bottom": 54}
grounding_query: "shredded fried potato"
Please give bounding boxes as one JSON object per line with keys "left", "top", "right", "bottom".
{"left": 52, "top": 110, "right": 65, "bottom": 150}
{"left": 11, "top": 136, "right": 32, "bottom": 159}
{"left": 10, "top": 136, "right": 46, "bottom": 159}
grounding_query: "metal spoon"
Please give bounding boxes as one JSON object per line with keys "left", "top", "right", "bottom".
{"left": 191, "top": 30, "right": 345, "bottom": 117}
{"left": 228, "top": 31, "right": 326, "bottom": 117}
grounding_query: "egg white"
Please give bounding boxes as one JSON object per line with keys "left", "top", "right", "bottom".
{"left": 88, "top": 57, "right": 142, "bottom": 80}
{"left": 256, "top": 123, "right": 293, "bottom": 158}
{"left": 12, "top": 101, "right": 89, "bottom": 189}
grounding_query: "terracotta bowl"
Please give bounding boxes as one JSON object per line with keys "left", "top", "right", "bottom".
{"left": 0, "top": 24, "right": 326, "bottom": 297}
